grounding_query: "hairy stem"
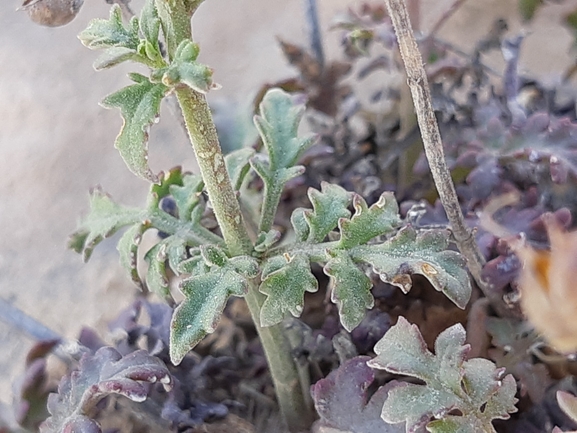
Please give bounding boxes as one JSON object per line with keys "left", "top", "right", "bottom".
{"left": 383, "top": 0, "right": 499, "bottom": 305}
{"left": 245, "top": 288, "right": 315, "bottom": 432}
{"left": 258, "top": 182, "right": 284, "bottom": 235}
{"left": 175, "top": 86, "right": 312, "bottom": 432}
{"left": 149, "top": 209, "right": 226, "bottom": 247}
{"left": 174, "top": 87, "right": 251, "bottom": 256}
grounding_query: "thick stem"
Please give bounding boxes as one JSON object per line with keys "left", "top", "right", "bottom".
{"left": 383, "top": 0, "right": 501, "bottom": 307}
{"left": 245, "top": 288, "right": 315, "bottom": 432}
{"left": 175, "top": 86, "right": 312, "bottom": 432}
{"left": 155, "top": 0, "right": 194, "bottom": 60}
{"left": 175, "top": 87, "right": 251, "bottom": 256}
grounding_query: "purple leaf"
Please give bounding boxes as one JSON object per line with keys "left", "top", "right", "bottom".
{"left": 311, "top": 356, "right": 404, "bottom": 433}
{"left": 40, "top": 347, "right": 171, "bottom": 433}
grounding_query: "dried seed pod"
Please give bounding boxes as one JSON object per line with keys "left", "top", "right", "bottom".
{"left": 21, "top": 0, "right": 84, "bottom": 27}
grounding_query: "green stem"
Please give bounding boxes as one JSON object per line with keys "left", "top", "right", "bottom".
{"left": 175, "top": 85, "right": 313, "bottom": 432}
{"left": 269, "top": 241, "right": 339, "bottom": 262}
{"left": 244, "top": 286, "right": 315, "bottom": 432}
{"left": 259, "top": 182, "right": 284, "bottom": 234}
{"left": 155, "top": 0, "right": 194, "bottom": 60}
{"left": 174, "top": 87, "right": 251, "bottom": 256}
{"left": 148, "top": 209, "right": 225, "bottom": 246}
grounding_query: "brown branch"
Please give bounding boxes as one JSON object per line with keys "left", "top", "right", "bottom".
{"left": 383, "top": 0, "right": 504, "bottom": 309}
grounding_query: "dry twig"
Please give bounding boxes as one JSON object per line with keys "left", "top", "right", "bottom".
{"left": 383, "top": 0, "right": 504, "bottom": 310}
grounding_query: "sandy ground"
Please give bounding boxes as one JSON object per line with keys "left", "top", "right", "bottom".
{"left": 1, "top": 0, "right": 576, "bottom": 407}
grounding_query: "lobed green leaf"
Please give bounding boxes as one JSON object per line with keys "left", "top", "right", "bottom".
{"left": 101, "top": 76, "right": 168, "bottom": 182}
{"left": 117, "top": 223, "right": 148, "bottom": 288}
{"left": 139, "top": 0, "right": 161, "bottom": 55}
{"left": 170, "top": 255, "right": 252, "bottom": 364}
{"left": 338, "top": 192, "right": 401, "bottom": 249}
{"left": 69, "top": 188, "right": 144, "bottom": 261}
{"left": 161, "top": 40, "right": 214, "bottom": 93}
{"left": 93, "top": 46, "right": 140, "bottom": 70}
{"left": 427, "top": 417, "right": 477, "bottom": 433}
{"left": 368, "top": 317, "right": 518, "bottom": 432}
{"left": 78, "top": 5, "right": 139, "bottom": 50}
{"left": 381, "top": 382, "right": 459, "bottom": 429}
{"left": 144, "top": 236, "right": 187, "bottom": 299}
{"left": 323, "top": 251, "right": 373, "bottom": 332}
{"left": 71, "top": 168, "right": 223, "bottom": 294}
{"left": 224, "top": 147, "right": 255, "bottom": 191}
{"left": 144, "top": 243, "right": 171, "bottom": 299}
{"left": 254, "top": 89, "right": 315, "bottom": 173}
{"left": 298, "top": 182, "right": 353, "bottom": 243}
{"left": 276, "top": 189, "right": 471, "bottom": 332}
{"left": 254, "top": 230, "right": 282, "bottom": 253}
{"left": 351, "top": 226, "right": 471, "bottom": 309}
{"left": 168, "top": 173, "right": 204, "bottom": 221}
{"left": 259, "top": 254, "right": 318, "bottom": 326}
{"left": 251, "top": 89, "right": 316, "bottom": 233}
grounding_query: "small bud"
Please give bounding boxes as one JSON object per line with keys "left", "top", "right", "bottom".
{"left": 21, "top": 0, "right": 84, "bottom": 27}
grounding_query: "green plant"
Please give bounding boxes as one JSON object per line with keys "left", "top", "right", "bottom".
{"left": 12, "top": 0, "right": 564, "bottom": 433}
{"left": 63, "top": 0, "right": 482, "bottom": 431}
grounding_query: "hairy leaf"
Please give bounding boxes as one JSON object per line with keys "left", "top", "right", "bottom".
{"left": 283, "top": 189, "right": 470, "bottom": 331}
{"left": 368, "top": 317, "right": 518, "bottom": 432}
{"left": 254, "top": 89, "right": 315, "bottom": 174}
{"left": 338, "top": 192, "right": 401, "bottom": 249}
{"left": 259, "top": 253, "right": 318, "bottom": 326}
{"left": 101, "top": 75, "right": 168, "bottom": 182}
{"left": 78, "top": 5, "right": 150, "bottom": 70}
{"left": 351, "top": 226, "right": 471, "bottom": 309}
{"left": 324, "top": 251, "right": 373, "bottom": 331}
{"left": 311, "top": 356, "right": 404, "bottom": 433}
{"left": 254, "top": 229, "right": 282, "bottom": 253}
{"left": 41, "top": 347, "right": 171, "bottom": 433}
{"left": 153, "top": 0, "right": 196, "bottom": 60}
{"left": 78, "top": 5, "right": 139, "bottom": 50}
{"left": 139, "top": 0, "right": 161, "bottom": 56}
{"left": 225, "top": 147, "right": 255, "bottom": 190}
{"left": 69, "top": 188, "right": 144, "bottom": 261}
{"left": 161, "top": 40, "right": 214, "bottom": 93}
{"left": 298, "top": 182, "right": 353, "bottom": 243}
{"left": 117, "top": 222, "right": 148, "bottom": 287}
{"left": 150, "top": 166, "right": 185, "bottom": 202}
{"left": 71, "top": 168, "right": 222, "bottom": 294}
{"left": 170, "top": 249, "right": 256, "bottom": 364}
{"left": 144, "top": 237, "right": 187, "bottom": 299}
{"left": 251, "top": 89, "right": 316, "bottom": 231}
{"left": 168, "top": 173, "right": 204, "bottom": 221}
{"left": 291, "top": 207, "right": 311, "bottom": 242}
{"left": 93, "top": 46, "right": 140, "bottom": 70}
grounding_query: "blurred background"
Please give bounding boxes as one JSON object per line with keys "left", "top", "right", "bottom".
{"left": 0, "top": 0, "right": 576, "bottom": 403}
